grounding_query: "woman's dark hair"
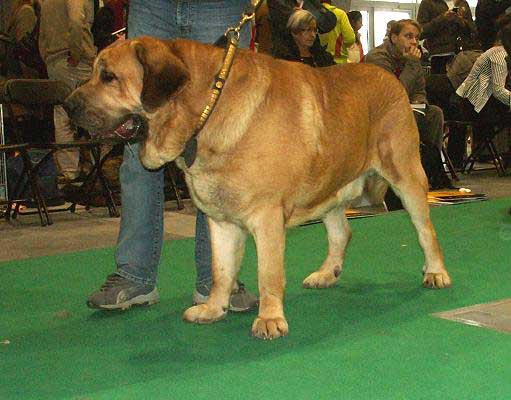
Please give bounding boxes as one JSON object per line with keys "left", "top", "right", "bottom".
{"left": 496, "top": 13, "right": 511, "bottom": 45}
{"left": 496, "top": 13, "right": 511, "bottom": 31}
{"left": 347, "top": 10, "right": 362, "bottom": 26}
{"left": 501, "top": 24, "right": 511, "bottom": 55}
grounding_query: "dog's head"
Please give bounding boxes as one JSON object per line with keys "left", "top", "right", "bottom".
{"left": 64, "top": 36, "right": 190, "bottom": 138}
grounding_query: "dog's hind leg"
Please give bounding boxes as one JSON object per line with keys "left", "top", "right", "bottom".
{"left": 381, "top": 158, "right": 451, "bottom": 289}
{"left": 303, "top": 206, "right": 351, "bottom": 289}
{"left": 249, "top": 208, "right": 289, "bottom": 340}
{"left": 183, "top": 218, "right": 246, "bottom": 324}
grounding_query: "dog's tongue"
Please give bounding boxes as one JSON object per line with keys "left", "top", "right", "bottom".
{"left": 113, "top": 117, "right": 138, "bottom": 140}
{"left": 90, "top": 115, "right": 143, "bottom": 140}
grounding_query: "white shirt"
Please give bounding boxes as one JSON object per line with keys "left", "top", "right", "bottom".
{"left": 456, "top": 46, "right": 511, "bottom": 113}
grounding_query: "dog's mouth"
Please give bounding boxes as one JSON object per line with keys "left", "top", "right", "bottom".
{"left": 90, "top": 115, "right": 146, "bottom": 141}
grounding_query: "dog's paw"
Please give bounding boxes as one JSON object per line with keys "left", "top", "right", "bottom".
{"left": 251, "top": 316, "right": 288, "bottom": 340}
{"left": 302, "top": 270, "right": 340, "bottom": 289}
{"left": 422, "top": 271, "right": 452, "bottom": 289}
{"left": 182, "top": 304, "right": 227, "bottom": 324}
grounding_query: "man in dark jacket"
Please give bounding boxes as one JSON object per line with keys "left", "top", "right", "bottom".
{"left": 365, "top": 20, "right": 444, "bottom": 151}
{"left": 365, "top": 20, "right": 453, "bottom": 190}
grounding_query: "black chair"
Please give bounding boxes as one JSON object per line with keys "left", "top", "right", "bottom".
{"left": 443, "top": 120, "right": 470, "bottom": 180}
{"left": 1, "top": 78, "right": 122, "bottom": 225}
{"left": 462, "top": 126, "right": 508, "bottom": 176}
{"left": 457, "top": 100, "right": 510, "bottom": 177}
{"left": 429, "top": 53, "right": 455, "bottom": 74}
{"left": 0, "top": 142, "right": 54, "bottom": 225}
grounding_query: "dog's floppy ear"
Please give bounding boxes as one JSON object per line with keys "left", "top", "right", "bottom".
{"left": 132, "top": 39, "right": 190, "bottom": 112}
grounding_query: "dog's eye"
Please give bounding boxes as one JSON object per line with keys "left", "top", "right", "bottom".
{"left": 101, "top": 70, "right": 117, "bottom": 83}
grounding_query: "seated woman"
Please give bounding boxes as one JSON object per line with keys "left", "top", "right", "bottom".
{"left": 456, "top": 19, "right": 511, "bottom": 142}
{"left": 273, "top": 8, "right": 335, "bottom": 67}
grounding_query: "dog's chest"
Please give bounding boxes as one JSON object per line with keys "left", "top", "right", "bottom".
{"left": 181, "top": 165, "right": 241, "bottom": 222}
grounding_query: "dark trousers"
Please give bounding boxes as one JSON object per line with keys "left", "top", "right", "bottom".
{"left": 461, "top": 96, "right": 511, "bottom": 140}
{"left": 426, "top": 74, "right": 466, "bottom": 167}
{"left": 413, "top": 104, "right": 444, "bottom": 151}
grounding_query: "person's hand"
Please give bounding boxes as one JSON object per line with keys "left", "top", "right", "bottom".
{"left": 443, "top": 10, "right": 458, "bottom": 20}
{"left": 404, "top": 45, "right": 421, "bottom": 61}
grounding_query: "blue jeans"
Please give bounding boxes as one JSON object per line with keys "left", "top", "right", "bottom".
{"left": 115, "top": 0, "right": 249, "bottom": 288}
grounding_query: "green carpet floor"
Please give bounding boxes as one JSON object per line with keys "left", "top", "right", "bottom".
{"left": 1, "top": 199, "right": 511, "bottom": 400}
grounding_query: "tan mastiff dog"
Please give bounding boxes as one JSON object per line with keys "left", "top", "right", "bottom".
{"left": 65, "top": 36, "right": 451, "bottom": 340}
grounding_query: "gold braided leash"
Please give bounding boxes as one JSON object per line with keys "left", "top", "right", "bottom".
{"left": 181, "top": 0, "right": 263, "bottom": 168}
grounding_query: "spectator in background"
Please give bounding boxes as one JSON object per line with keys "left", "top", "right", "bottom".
{"left": 6, "top": 0, "right": 37, "bottom": 43}
{"left": 418, "top": 0, "right": 478, "bottom": 72}
{"left": 454, "top": 0, "right": 475, "bottom": 22}
{"left": 318, "top": 0, "right": 355, "bottom": 64}
{"left": 3, "top": 0, "right": 45, "bottom": 78}
{"left": 365, "top": 19, "right": 451, "bottom": 189}
{"left": 383, "top": 19, "right": 396, "bottom": 43}
{"left": 91, "top": 2, "right": 116, "bottom": 51}
{"left": 347, "top": 10, "right": 364, "bottom": 63}
{"left": 268, "top": 0, "right": 336, "bottom": 58}
{"left": 456, "top": 18, "right": 511, "bottom": 143}
{"left": 277, "top": 8, "right": 334, "bottom": 66}
{"left": 476, "top": 0, "right": 511, "bottom": 50}
{"left": 91, "top": 0, "right": 129, "bottom": 51}
{"left": 39, "top": 0, "right": 96, "bottom": 182}
{"left": 106, "top": 0, "right": 128, "bottom": 33}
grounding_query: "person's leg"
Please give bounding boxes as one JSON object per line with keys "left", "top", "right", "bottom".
{"left": 185, "top": 1, "right": 256, "bottom": 311}
{"left": 87, "top": 0, "right": 179, "bottom": 309}
{"left": 115, "top": 143, "right": 164, "bottom": 286}
{"left": 414, "top": 109, "right": 452, "bottom": 190}
{"left": 88, "top": 0, "right": 256, "bottom": 310}
{"left": 194, "top": 209, "right": 212, "bottom": 292}
{"left": 46, "top": 56, "right": 92, "bottom": 180}
{"left": 423, "top": 105, "right": 445, "bottom": 151}
{"left": 426, "top": 74, "right": 452, "bottom": 111}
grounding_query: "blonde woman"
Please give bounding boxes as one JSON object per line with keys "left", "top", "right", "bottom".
{"left": 274, "top": 9, "right": 334, "bottom": 67}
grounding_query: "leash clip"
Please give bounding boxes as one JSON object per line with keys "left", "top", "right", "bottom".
{"left": 224, "top": 10, "right": 256, "bottom": 42}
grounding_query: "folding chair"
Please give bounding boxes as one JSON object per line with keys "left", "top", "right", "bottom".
{"left": 442, "top": 120, "right": 469, "bottom": 181}
{"left": 0, "top": 142, "right": 55, "bottom": 225}
{"left": 448, "top": 97, "right": 509, "bottom": 177}
{"left": 462, "top": 128, "right": 508, "bottom": 176}
{"left": 1, "top": 78, "right": 121, "bottom": 225}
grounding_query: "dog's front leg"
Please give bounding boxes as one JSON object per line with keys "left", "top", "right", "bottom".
{"left": 249, "top": 209, "right": 288, "bottom": 340}
{"left": 183, "top": 218, "right": 246, "bottom": 324}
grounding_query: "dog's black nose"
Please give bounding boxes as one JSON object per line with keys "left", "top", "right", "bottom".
{"left": 63, "top": 93, "right": 84, "bottom": 119}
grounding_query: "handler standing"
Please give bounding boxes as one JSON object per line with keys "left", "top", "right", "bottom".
{"left": 86, "top": 0, "right": 258, "bottom": 312}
